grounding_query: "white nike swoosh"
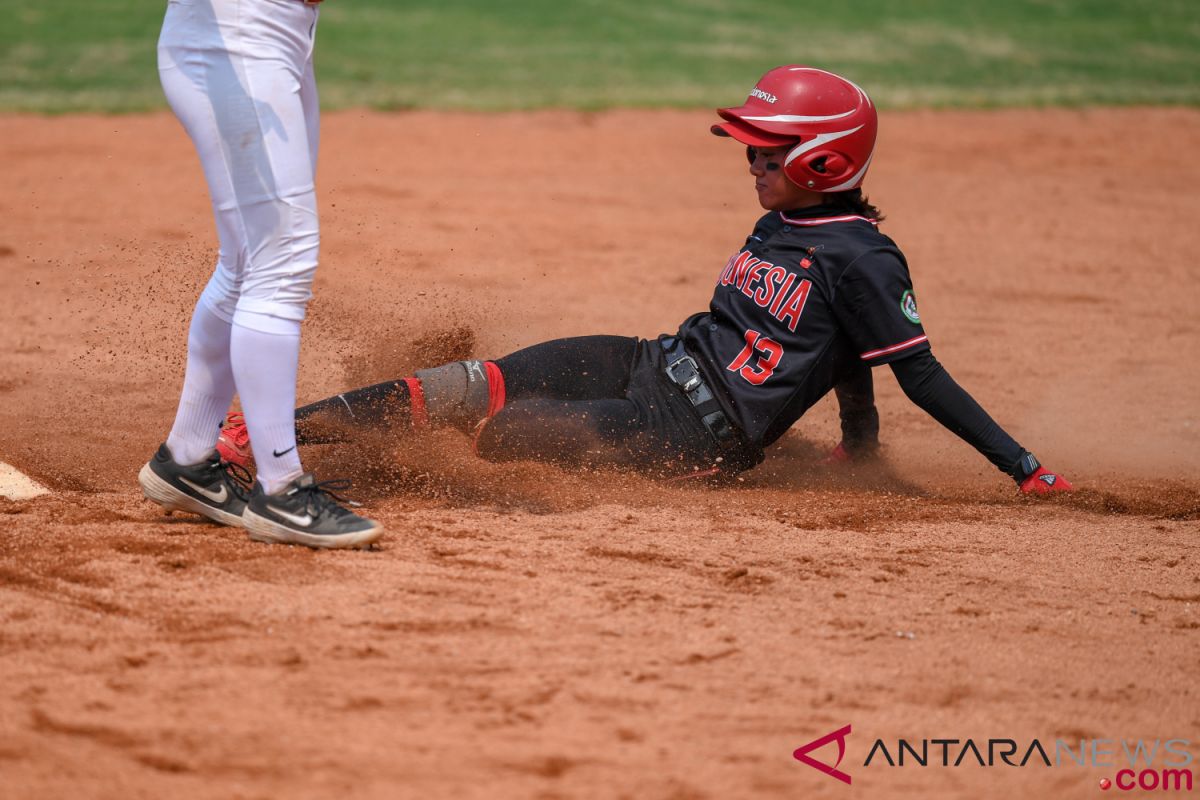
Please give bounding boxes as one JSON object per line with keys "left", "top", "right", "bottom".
{"left": 272, "top": 508, "right": 314, "bottom": 528}
{"left": 180, "top": 477, "right": 228, "bottom": 504}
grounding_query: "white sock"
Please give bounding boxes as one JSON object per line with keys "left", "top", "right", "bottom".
{"left": 166, "top": 299, "right": 236, "bottom": 465}
{"left": 231, "top": 311, "right": 304, "bottom": 494}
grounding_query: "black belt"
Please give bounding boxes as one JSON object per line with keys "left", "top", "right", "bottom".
{"left": 660, "top": 337, "right": 738, "bottom": 446}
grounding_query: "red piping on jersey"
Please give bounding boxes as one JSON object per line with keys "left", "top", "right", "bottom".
{"left": 859, "top": 335, "right": 928, "bottom": 361}
{"left": 779, "top": 212, "right": 878, "bottom": 227}
{"left": 483, "top": 361, "right": 506, "bottom": 418}
{"left": 403, "top": 377, "right": 429, "bottom": 428}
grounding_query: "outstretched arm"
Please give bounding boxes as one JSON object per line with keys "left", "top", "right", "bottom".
{"left": 888, "top": 350, "right": 1071, "bottom": 493}
{"left": 829, "top": 362, "right": 880, "bottom": 460}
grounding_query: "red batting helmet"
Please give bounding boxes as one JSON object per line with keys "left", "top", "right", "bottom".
{"left": 712, "top": 65, "right": 878, "bottom": 192}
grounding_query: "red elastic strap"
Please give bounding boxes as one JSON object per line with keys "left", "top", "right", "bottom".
{"left": 483, "top": 361, "right": 506, "bottom": 418}
{"left": 404, "top": 377, "right": 429, "bottom": 429}
{"left": 470, "top": 417, "right": 490, "bottom": 458}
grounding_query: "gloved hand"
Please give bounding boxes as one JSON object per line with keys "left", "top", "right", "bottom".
{"left": 1020, "top": 466, "right": 1073, "bottom": 494}
{"left": 818, "top": 441, "right": 853, "bottom": 465}
{"left": 1011, "top": 451, "right": 1072, "bottom": 493}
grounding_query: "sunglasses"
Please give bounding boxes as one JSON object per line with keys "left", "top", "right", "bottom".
{"left": 746, "top": 146, "right": 783, "bottom": 171}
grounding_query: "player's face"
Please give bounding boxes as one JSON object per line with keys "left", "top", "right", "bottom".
{"left": 747, "top": 146, "right": 820, "bottom": 211}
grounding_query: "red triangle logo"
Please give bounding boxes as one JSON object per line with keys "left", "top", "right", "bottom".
{"left": 793, "top": 724, "right": 852, "bottom": 785}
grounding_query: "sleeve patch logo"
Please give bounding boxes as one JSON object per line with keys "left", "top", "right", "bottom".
{"left": 900, "top": 290, "right": 921, "bottom": 324}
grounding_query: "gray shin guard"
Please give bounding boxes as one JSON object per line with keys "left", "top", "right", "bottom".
{"left": 414, "top": 360, "right": 492, "bottom": 429}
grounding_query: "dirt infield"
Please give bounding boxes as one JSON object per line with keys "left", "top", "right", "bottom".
{"left": 1, "top": 108, "right": 1198, "bottom": 798}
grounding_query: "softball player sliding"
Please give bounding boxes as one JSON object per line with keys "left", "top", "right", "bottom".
{"left": 138, "top": 0, "right": 382, "bottom": 549}
{"left": 217, "top": 66, "right": 1073, "bottom": 496}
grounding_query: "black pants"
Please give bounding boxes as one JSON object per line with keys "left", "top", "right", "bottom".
{"left": 479, "top": 335, "right": 737, "bottom": 475}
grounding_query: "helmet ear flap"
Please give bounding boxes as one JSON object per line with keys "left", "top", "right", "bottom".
{"left": 809, "top": 152, "right": 847, "bottom": 176}
{"left": 785, "top": 149, "right": 852, "bottom": 188}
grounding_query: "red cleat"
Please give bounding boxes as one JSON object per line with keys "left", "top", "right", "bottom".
{"left": 216, "top": 412, "right": 253, "bottom": 469}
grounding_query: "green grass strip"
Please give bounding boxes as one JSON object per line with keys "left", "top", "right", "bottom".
{"left": 2, "top": 0, "right": 1197, "bottom": 112}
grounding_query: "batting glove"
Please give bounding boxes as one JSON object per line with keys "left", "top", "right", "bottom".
{"left": 819, "top": 441, "right": 853, "bottom": 466}
{"left": 818, "top": 439, "right": 880, "bottom": 466}
{"left": 1013, "top": 452, "right": 1073, "bottom": 494}
{"left": 1020, "top": 466, "right": 1073, "bottom": 494}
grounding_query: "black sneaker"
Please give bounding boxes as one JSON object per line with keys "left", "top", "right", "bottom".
{"left": 138, "top": 443, "right": 251, "bottom": 527}
{"left": 241, "top": 473, "right": 383, "bottom": 550}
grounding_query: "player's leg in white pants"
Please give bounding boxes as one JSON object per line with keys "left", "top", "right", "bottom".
{"left": 158, "top": 0, "right": 321, "bottom": 493}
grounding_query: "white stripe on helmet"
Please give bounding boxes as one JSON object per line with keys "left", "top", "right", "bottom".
{"left": 742, "top": 109, "right": 856, "bottom": 123}
{"left": 783, "top": 125, "right": 865, "bottom": 167}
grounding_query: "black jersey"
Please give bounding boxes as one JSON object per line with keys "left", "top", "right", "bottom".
{"left": 677, "top": 204, "right": 930, "bottom": 448}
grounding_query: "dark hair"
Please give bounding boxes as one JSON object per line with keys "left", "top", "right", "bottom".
{"left": 826, "top": 188, "right": 884, "bottom": 222}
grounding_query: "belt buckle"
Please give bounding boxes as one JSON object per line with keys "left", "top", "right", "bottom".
{"left": 667, "top": 355, "right": 703, "bottom": 393}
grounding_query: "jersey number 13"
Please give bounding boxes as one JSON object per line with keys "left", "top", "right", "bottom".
{"left": 726, "top": 329, "right": 783, "bottom": 385}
